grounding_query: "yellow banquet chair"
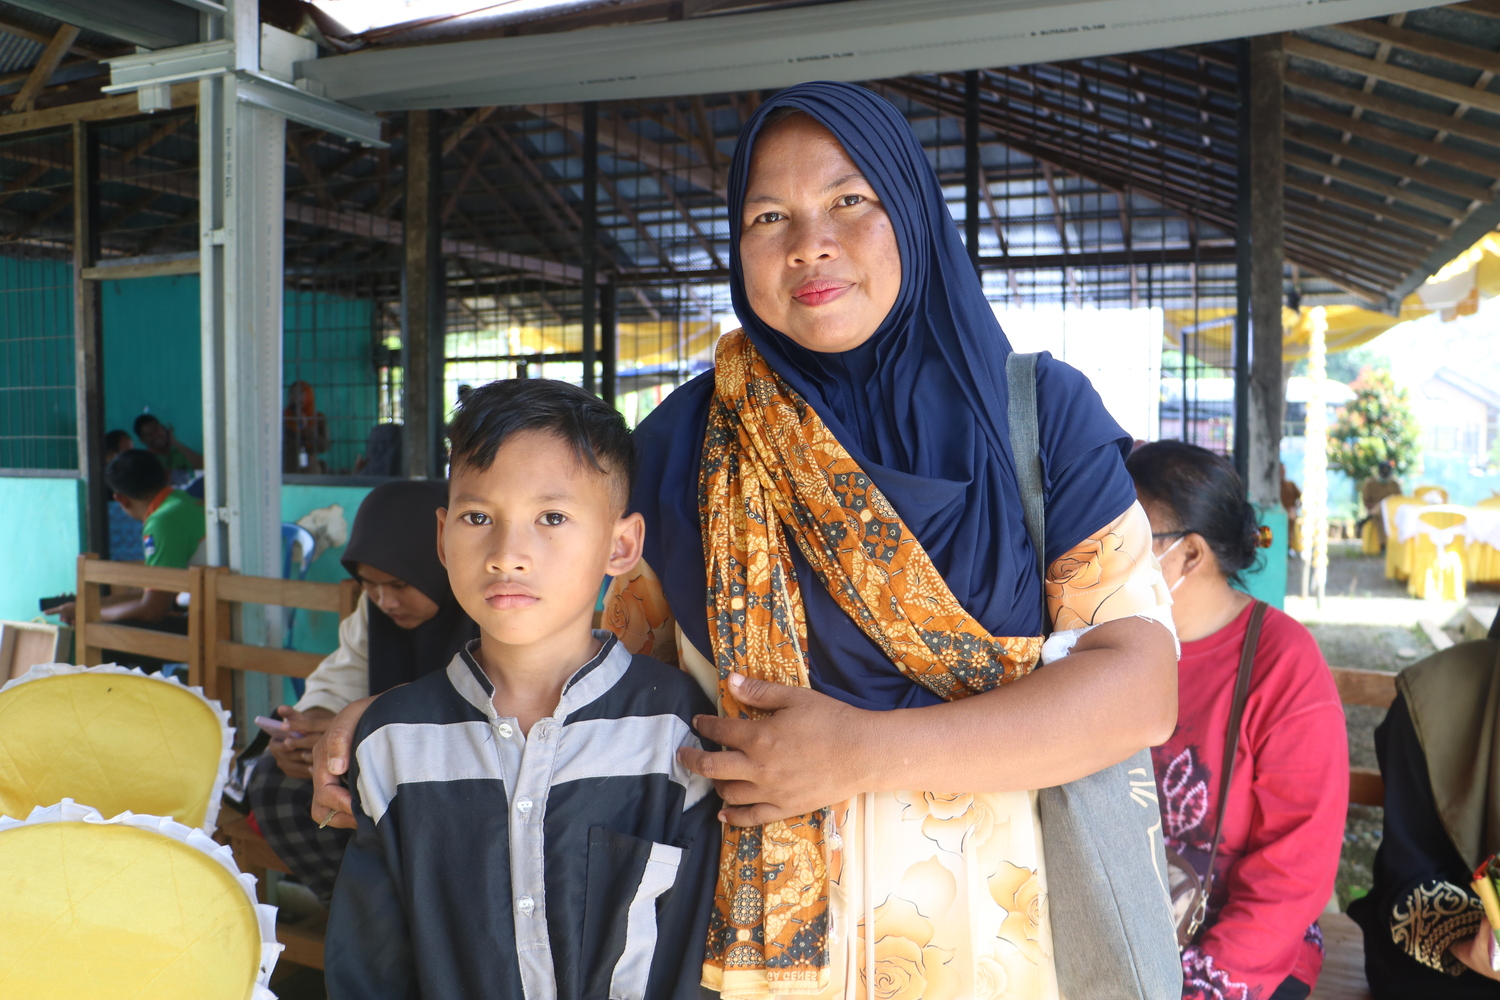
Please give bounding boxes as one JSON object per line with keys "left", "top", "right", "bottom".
{"left": 1469, "top": 499, "right": 1500, "bottom": 582}
{"left": 1414, "top": 484, "right": 1449, "bottom": 505}
{"left": 1383, "top": 495, "right": 1426, "bottom": 581}
{"left": 1361, "top": 518, "right": 1381, "bottom": 556}
{"left": 1409, "top": 507, "right": 1469, "bottom": 601}
{"left": 0, "top": 664, "right": 232, "bottom": 832}
{"left": 0, "top": 799, "right": 279, "bottom": 1000}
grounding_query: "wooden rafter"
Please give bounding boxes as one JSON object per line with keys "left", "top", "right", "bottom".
{"left": 1283, "top": 120, "right": 1494, "bottom": 201}
{"left": 11, "top": 23, "right": 80, "bottom": 113}
{"left": 1286, "top": 35, "right": 1500, "bottom": 118}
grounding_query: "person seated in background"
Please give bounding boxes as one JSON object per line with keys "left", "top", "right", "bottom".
{"left": 133, "top": 412, "right": 202, "bottom": 486}
{"left": 1348, "top": 619, "right": 1500, "bottom": 996}
{"left": 246, "top": 480, "right": 479, "bottom": 905}
{"left": 46, "top": 449, "right": 205, "bottom": 631}
{"left": 1361, "top": 460, "right": 1404, "bottom": 551}
{"left": 1128, "top": 441, "right": 1349, "bottom": 1000}
{"left": 103, "top": 429, "right": 144, "bottom": 561}
{"left": 1280, "top": 463, "right": 1302, "bottom": 554}
{"left": 325, "top": 380, "right": 720, "bottom": 998}
{"left": 282, "top": 380, "right": 330, "bottom": 474}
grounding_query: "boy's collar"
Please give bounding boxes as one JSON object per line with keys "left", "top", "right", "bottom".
{"left": 448, "top": 630, "right": 629, "bottom": 722}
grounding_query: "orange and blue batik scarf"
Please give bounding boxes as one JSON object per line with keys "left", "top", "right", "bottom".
{"left": 699, "top": 330, "right": 1048, "bottom": 997}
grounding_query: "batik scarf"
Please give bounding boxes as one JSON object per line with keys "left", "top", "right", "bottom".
{"left": 701, "top": 330, "right": 1044, "bottom": 995}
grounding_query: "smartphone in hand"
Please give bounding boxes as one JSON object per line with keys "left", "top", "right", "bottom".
{"left": 254, "top": 715, "right": 305, "bottom": 740}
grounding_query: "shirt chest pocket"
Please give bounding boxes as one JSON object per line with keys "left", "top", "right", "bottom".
{"left": 580, "top": 826, "right": 684, "bottom": 1000}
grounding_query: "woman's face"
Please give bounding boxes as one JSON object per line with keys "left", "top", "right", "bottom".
{"left": 353, "top": 561, "right": 440, "bottom": 629}
{"left": 739, "top": 114, "right": 902, "bottom": 353}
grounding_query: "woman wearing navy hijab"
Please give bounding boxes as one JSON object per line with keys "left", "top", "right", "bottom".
{"left": 613, "top": 83, "right": 1180, "bottom": 1000}
{"left": 311, "top": 81, "right": 1180, "bottom": 1000}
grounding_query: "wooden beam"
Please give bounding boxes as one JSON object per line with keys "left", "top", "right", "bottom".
{"left": 1284, "top": 151, "right": 1467, "bottom": 218}
{"left": 73, "top": 120, "right": 106, "bottom": 557}
{"left": 82, "top": 255, "right": 199, "bottom": 280}
{"left": 402, "top": 109, "right": 442, "bottom": 480}
{"left": 11, "top": 24, "right": 80, "bottom": 113}
{"left": 0, "top": 81, "right": 196, "bottom": 138}
{"left": 1284, "top": 175, "right": 1454, "bottom": 236}
{"left": 1453, "top": 0, "right": 1500, "bottom": 19}
{"left": 531, "top": 103, "right": 722, "bottom": 197}
{"left": 1284, "top": 120, "right": 1494, "bottom": 202}
{"left": 1286, "top": 35, "right": 1500, "bottom": 118}
{"left": 1285, "top": 71, "right": 1500, "bottom": 154}
{"left": 0, "top": 13, "right": 109, "bottom": 59}
{"left": 1335, "top": 18, "right": 1500, "bottom": 77}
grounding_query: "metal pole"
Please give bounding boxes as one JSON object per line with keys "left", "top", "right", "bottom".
{"left": 581, "top": 101, "right": 598, "bottom": 395}
{"left": 601, "top": 274, "right": 617, "bottom": 408}
{"left": 1233, "top": 38, "right": 1252, "bottom": 483}
{"left": 964, "top": 69, "right": 981, "bottom": 278}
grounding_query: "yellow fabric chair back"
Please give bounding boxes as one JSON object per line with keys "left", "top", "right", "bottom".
{"left": 0, "top": 665, "right": 231, "bottom": 832}
{"left": 1410, "top": 507, "right": 1469, "bottom": 601}
{"left": 0, "top": 801, "right": 278, "bottom": 1000}
{"left": 1383, "top": 495, "right": 1427, "bottom": 581}
{"left": 1414, "top": 484, "right": 1450, "bottom": 505}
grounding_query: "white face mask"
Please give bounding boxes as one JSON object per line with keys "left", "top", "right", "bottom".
{"left": 1159, "top": 535, "right": 1187, "bottom": 593}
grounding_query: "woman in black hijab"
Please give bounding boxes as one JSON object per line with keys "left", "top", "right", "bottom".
{"left": 248, "top": 481, "right": 479, "bottom": 903}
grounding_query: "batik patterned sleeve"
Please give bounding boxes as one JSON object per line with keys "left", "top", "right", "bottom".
{"left": 602, "top": 560, "right": 679, "bottom": 665}
{"left": 1391, "top": 880, "right": 1483, "bottom": 975}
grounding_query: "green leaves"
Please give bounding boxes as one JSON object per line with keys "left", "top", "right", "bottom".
{"left": 1327, "top": 368, "right": 1420, "bottom": 484}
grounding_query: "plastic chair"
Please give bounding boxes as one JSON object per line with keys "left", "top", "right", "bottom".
{"left": 280, "top": 522, "right": 318, "bottom": 661}
{"left": 1409, "top": 507, "right": 1468, "bottom": 601}
{"left": 0, "top": 800, "right": 279, "bottom": 1000}
{"left": 0, "top": 664, "right": 232, "bottom": 833}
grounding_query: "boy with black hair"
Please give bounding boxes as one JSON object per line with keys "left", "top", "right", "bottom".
{"left": 45, "top": 449, "right": 205, "bottom": 628}
{"left": 326, "top": 379, "right": 721, "bottom": 1000}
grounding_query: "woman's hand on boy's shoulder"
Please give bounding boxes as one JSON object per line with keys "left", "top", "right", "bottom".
{"left": 309, "top": 695, "right": 376, "bottom": 830}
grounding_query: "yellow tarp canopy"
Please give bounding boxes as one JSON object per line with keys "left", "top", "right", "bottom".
{"left": 1165, "top": 232, "right": 1500, "bottom": 361}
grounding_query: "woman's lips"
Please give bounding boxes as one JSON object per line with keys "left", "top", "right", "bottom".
{"left": 792, "top": 279, "right": 851, "bottom": 307}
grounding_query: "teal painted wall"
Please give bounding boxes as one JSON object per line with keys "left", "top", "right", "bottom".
{"left": 0, "top": 477, "right": 83, "bottom": 622}
{"left": 1236, "top": 505, "right": 1288, "bottom": 610}
{"left": 0, "top": 258, "right": 75, "bottom": 469}
{"left": 283, "top": 291, "right": 379, "bottom": 475}
{"left": 101, "top": 276, "right": 203, "bottom": 451}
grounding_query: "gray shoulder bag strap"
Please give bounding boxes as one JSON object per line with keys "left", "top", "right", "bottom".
{"left": 1005, "top": 352, "right": 1183, "bottom": 1000}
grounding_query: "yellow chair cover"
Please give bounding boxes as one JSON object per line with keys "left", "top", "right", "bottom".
{"left": 1408, "top": 508, "right": 1468, "bottom": 601}
{"left": 0, "top": 665, "right": 232, "bottom": 832}
{"left": 1466, "top": 498, "right": 1500, "bottom": 583}
{"left": 1361, "top": 518, "right": 1381, "bottom": 556}
{"left": 0, "top": 800, "right": 279, "bottom": 1000}
{"left": 1414, "top": 484, "right": 1450, "bottom": 505}
{"left": 1384, "top": 496, "right": 1427, "bottom": 581}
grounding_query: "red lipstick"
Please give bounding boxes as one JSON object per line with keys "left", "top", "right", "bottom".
{"left": 792, "top": 279, "right": 851, "bottom": 307}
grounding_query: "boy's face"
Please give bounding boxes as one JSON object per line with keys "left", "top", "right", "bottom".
{"left": 438, "top": 429, "right": 643, "bottom": 650}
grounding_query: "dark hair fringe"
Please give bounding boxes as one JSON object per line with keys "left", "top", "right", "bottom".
{"left": 446, "top": 379, "right": 636, "bottom": 503}
{"left": 1126, "top": 440, "right": 1263, "bottom": 586}
{"left": 105, "top": 449, "right": 169, "bottom": 501}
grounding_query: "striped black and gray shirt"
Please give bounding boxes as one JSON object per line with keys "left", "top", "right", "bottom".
{"left": 326, "top": 631, "right": 721, "bottom": 1000}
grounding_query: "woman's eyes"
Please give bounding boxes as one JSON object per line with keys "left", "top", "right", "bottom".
{"left": 460, "top": 511, "right": 491, "bottom": 526}
{"left": 752, "top": 211, "right": 785, "bottom": 225}
{"left": 836, "top": 193, "right": 864, "bottom": 207}
{"left": 540, "top": 512, "right": 567, "bottom": 527}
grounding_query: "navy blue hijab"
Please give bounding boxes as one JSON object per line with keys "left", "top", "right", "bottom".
{"left": 632, "top": 82, "right": 1134, "bottom": 711}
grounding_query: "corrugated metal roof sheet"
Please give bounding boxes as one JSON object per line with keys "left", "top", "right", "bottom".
{"left": 0, "top": 31, "right": 40, "bottom": 76}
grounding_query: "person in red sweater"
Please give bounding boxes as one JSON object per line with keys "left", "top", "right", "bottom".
{"left": 1129, "top": 441, "right": 1349, "bottom": 1000}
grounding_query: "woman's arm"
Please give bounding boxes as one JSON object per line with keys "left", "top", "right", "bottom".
{"left": 295, "top": 595, "right": 370, "bottom": 716}
{"left": 683, "top": 615, "right": 1174, "bottom": 825}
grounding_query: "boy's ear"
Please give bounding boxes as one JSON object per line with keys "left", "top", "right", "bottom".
{"left": 435, "top": 507, "right": 449, "bottom": 569}
{"left": 607, "top": 511, "right": 645, "bottom": 578}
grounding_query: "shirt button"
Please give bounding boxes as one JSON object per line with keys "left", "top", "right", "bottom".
{"left": 496, "top": 722, "right": 514, "bottom": 738}
{"left": 516, "top": 895, "right": 534, "bottom": 916}
{"left": 515, "top": 798, "right": 532, "bottom": 815}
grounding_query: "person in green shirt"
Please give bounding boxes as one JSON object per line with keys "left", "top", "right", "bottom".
{"left": 47, "top": 449, "right": 206, "bottom": 626}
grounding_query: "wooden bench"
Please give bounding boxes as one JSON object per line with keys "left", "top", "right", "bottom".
{"left": 204, "top": 566, "right": 358, "bottom": 971}
{"left": 1332, "top": 666, "right": 1397, "bottom": 809}
{"left": 75, "top": 555, "right": 205, "bottom": 682}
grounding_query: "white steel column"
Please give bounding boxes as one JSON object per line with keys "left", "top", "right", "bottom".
{"left": 199, "top": 0, "right": 285, "bottom": 724}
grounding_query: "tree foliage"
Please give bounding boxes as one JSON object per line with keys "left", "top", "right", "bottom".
{"left": 1327, "top": 368, "right": 1421, "bottom": 484}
